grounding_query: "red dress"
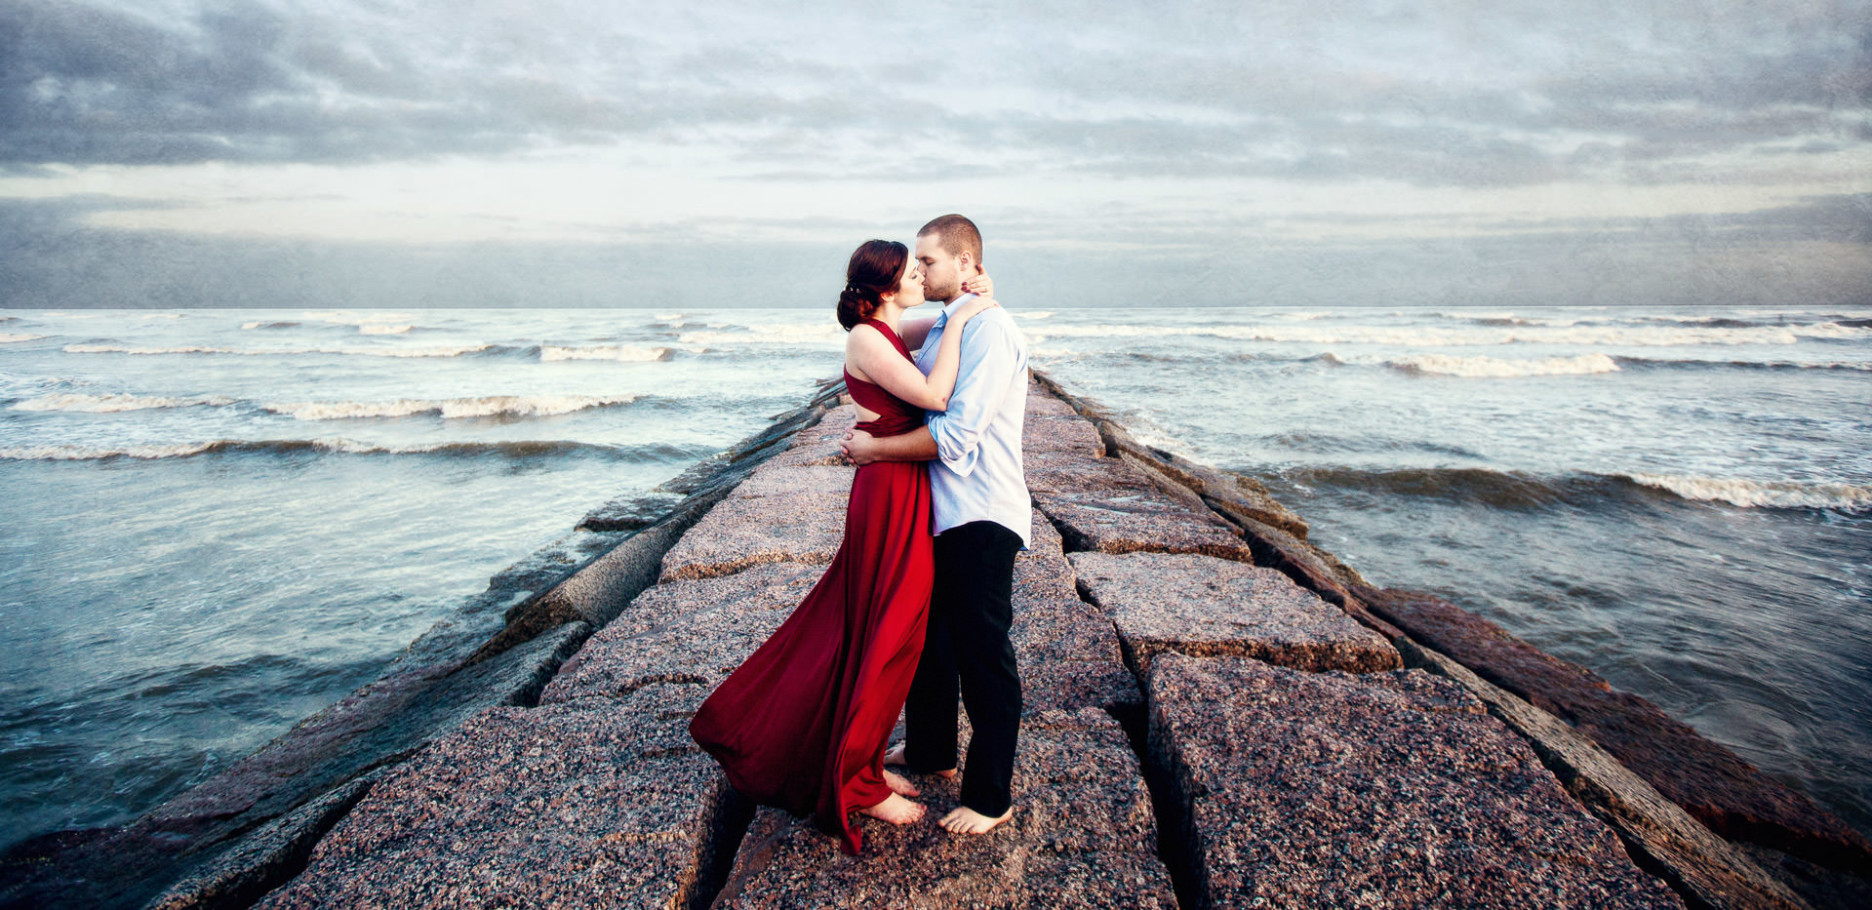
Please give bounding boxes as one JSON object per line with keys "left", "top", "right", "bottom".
{"left": 689, "top": 317, "right": 935, "bottom": 854}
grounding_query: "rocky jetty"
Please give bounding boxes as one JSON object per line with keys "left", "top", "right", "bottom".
{"left": 7, "top": 373, "right": 1865, "bottom": 909}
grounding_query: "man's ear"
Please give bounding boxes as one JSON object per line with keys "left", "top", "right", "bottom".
{"left": 959, "top": 250, "right": 977, "bottom": 274}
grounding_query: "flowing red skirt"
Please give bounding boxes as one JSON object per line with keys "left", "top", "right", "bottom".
{"left": 689, "top": 457, "right": 933, "bottom": 854}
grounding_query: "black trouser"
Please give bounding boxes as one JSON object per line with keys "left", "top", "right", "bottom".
{"left": 903, "top": 519, "right": 1023, "bottom": 816}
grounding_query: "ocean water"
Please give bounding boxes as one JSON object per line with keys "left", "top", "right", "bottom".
{"left": 1, "top": 304, "right": 1867, "bottom": 853}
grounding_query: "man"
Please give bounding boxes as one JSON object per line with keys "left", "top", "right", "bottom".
{"left": 841, "top": 214, "right": 1030, "bottom": 835}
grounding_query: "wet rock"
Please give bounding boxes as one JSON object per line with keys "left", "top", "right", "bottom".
{"left": 1360, "top": 585, "right": 1872, "bottom": 872}
{"left": 1148, "top": 654, "right": 1685, "bottom": 910}
{"left": 1035, "top": 457, "right": 1255, "bottom": 563}
{"left": 152, "top": 621, "right": 590, "bottom": 831}
{"left": 713, "top": 708, "right": 1175, "bottom": 909}
{"left": 1071, "top": 552, "right": 1400, "bottom": 675}
{"left": 148, "top": 775, "right": 378, "bottom": 910}
{"left": 540, "top": 562, "right": 824, "bottom": 704}
{"left": 256, "top": 689, "right": 745, "bottom": 910}
{"left": 1400, "top": 638, "right": 1806, "bottom": 910}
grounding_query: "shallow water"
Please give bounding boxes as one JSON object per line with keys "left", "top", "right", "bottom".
{"left": 1, "top": 303, "right": 1867, "bottom": 852}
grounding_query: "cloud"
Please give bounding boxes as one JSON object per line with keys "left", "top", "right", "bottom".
{"left": 1, "top": 0, "right": 1864, "bottom": 191}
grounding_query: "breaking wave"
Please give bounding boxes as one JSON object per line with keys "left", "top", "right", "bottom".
{"left": 538, "top": 345, "right": 672, "bottom": 362}
{"left": 63, "top": 343, "right": 492, "bottom": 358}
{"left": 1387, "top": 353, "right": 1621, "bottom": 378}
{"left": 1613, "top": 356, "right": 1872, "bottom": 372}
{"left": 10, "top": 393, "right": 236, "bottom": 413}
{"left": 1286, "top": 465, "right": 1871, "bottom": 513}
{"left": 1022, "top": 321, "right": 1869, "bottom": 347}
{"left": 358, "top": 324, "right": 413, "bottom": 335}
{"left": 241, "top": 321, "right": 301, "bottom": 330}
{"left": 678, "top": 324, "right": 845, "bottom": 346}
{"left": 1, "top": 333, "right": 47, "bottom": 343}
{"left": 263, "top": 394, "right": 643, "bottom": 421}
{"left": 0, "top": 438, "right": 703, "bottom": 462}
{"left": 1619, "top": 474, "right": 1872, "bottom": 511}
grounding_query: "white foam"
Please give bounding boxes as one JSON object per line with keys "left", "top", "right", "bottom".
{"left": 1021, "top": 321, "right": 1869, "bottom": 347}
{"left": 0, "top": 442, "right": 222, "bottom": 460}
{"left": 1014, "top": 311, "right": 1055, "bottom": 320}
{"left": 1388, "top": 353, "right": 1621, "bottom": 378}
{"left": 653, "top": 313, "right": 684, "bottom": 321}
{"left": 63, "top": 343, "right": 489, "bottom": 358}
{"left": 358, "top": 324, "right": 413, "bottom": 335}
{"left": 538, "top": 345, "right": 671, "bottom": 363}
{"left": 11, "top": 393, "right": 235, "bottom": 413}
{"left": 678, "top": 324, "right": 844, "bottom": 346}
{"left": 264, "top": 394, "right": 641, "bottom": 421}
{"left": 1, "top": 333, "right": 47, "bottom": 343}
{"left": 1623, "top": 474, "right": 1872, "bottom": 511}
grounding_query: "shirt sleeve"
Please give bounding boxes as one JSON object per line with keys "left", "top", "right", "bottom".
{"left": 925, "top": 313, "right": 1022, "bottom": 477}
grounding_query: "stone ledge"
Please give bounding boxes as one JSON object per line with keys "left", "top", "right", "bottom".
{"left": 1071, "top": 551, "right": 1400, "bottom": 675}
{"left": 712, "top": 708, "right": 1176, "bottom": 909}
{"left": 1148, "top": 654, "right": 1686, "bottom": 910}
{"left": 256, "top": 689, "right": 745, "bottom": 910}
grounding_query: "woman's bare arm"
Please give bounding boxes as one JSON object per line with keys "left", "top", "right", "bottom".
{"left": 846, "top": 299, "right": 997, "bottom": 411}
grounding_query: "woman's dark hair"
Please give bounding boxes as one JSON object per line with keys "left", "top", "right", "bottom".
{"left": 837, "top": 239, "right": 909, "bottom": 331}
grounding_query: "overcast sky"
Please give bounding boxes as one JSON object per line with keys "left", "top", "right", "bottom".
{"left": 1, "top": 0, "right": 1868, "bottom": 308}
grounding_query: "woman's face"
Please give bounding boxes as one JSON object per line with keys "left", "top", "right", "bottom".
{"left": 894, "top": 260, "right": 927, "bottom": 308}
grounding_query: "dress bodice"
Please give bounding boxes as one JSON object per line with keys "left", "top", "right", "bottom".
{"left": 843, "top": 318, "right": 927, "bottom": 438}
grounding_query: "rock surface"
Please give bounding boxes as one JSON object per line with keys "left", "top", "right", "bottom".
{"left": 1034, "top": 456, "right": 1257, "bottom": 563}
{"left": 713, "top": 708, "right": 1176, "bottom": 910}
{"left": 1148, "top": 653, "right": 1687, "bottom": 910}
{"left": 1071, "top": 551, "right": 1400, "bottom": 675}
{"left": 1399, "top": 638, "right": 1806, "bottom": 910}
{"left": 257, "top": 689, "right": 745, "bottom": 910}
{"left": 1360, "top": 585, "right": 1872, "bottom": 872}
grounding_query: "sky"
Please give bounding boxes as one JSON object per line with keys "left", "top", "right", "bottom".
{"left": 1, "top": 0, "right": 1868, "bottom": 308}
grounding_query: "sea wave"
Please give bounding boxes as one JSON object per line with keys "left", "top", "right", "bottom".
{"left": 263, "top": 394, "right": 643, "bottom": 420}
{"left": 241, "top": 321, "right": 301, "bottom": 330}
{"left": 10, "top": 393, "right": 236, "bottom": 413}
{"left": 1, "top": 333, "right": 48, "bottom": 343}
{"left": 677, "top": 324, "right": 845, "bottom": 346}
{"left": 1022, "top": 321, "right": 1869, "bottom": 347}
{"left": 1619, "top": 474, "right": 1872, "bottom": 511}
{"left": 358, "top": 324, "right": 413, "bottom": 335}
{"left": 538, "top": 345, "right": 672, "bottom": 362}
{"left": 1014, "top": 311, "right": 1055, "bottom": 320}
{"left": 0, "top": 438, "right": 696, "bottom": 462}
{"left": 63, "top": 343, "right": 491, "bottom": 358}
{"left": 1388, "top": 353, "right": 1621, "bottom": 378}
{"left": 1285, "top": 464, "right": 1870, "bottom": 513}
{"left": 1613, "top": 356, "right": 1872, "bottom": 372}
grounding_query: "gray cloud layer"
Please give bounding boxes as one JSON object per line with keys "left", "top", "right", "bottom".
{"left": 4, "top": 0, "right": 1867, "bottom": 187}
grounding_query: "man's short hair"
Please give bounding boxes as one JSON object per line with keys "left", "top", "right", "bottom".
{"left": 917, "top": 214, "right": 983, "bottom": 266}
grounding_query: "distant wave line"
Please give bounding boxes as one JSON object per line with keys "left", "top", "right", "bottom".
{"left": 1, "top": 333, "right": 48, "bottom": 343}
{"left": 10, "top": 392, "right": 237, "bottom": 413}
{"left": 262, "top": 394, "right": 646, "bottom": 420}
{"left": 0, "top": 438, "right": 707, "bottom": 462}
{"left": 64, "top": 342, "right": 493, "bottom": 358}
{"left": 1023, "top": 321, "right": 1869, "bottom": 347}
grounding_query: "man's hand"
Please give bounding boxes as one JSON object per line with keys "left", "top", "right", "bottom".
{"left": 842, "top": 429, "right": 881, "bottom": 466}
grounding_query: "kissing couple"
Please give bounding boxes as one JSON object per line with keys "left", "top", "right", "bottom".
{"left": 689, "top": 214, "right": 1031, "bottom": 855}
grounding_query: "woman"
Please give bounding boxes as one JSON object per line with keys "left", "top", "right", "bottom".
{"left": 689, "top": 240, "right": 997, "bottom": 854}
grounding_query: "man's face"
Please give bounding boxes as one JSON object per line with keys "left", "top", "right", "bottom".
{"left": 915, "top": 233, "right": 964, "bottom": 303}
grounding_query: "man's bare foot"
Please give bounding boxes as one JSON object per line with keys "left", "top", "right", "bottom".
{"left": 883, "top": 769, "right": 920, "bottom": 798}
{"left": 882, "top": 743, "right": 956, "bottom": 779}
{"left": 939, "top": 805, "right": 1013, "bottom": 835}
{"left": 859, "top": 792, "right": 925, "bottom": 825}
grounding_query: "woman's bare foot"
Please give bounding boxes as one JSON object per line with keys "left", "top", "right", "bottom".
{"left": 939, "top": 805, "right": 1013, "bottom": 835}
{"left": 883, "top": 742, "right": 956, "bottom": 779}
{"left": 883, "top": 769, "right": 920, "bottom": 798}
{"left": 859, "top": 792, "right": 926, "bottom": 825}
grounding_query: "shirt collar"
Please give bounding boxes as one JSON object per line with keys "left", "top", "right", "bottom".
{"left": 935, "top": 291, "right": 977, "bottom": 327}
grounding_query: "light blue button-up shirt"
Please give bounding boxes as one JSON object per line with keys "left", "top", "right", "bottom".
{"left": 915, "top": 293, "right": 1032, "bottom": 546}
